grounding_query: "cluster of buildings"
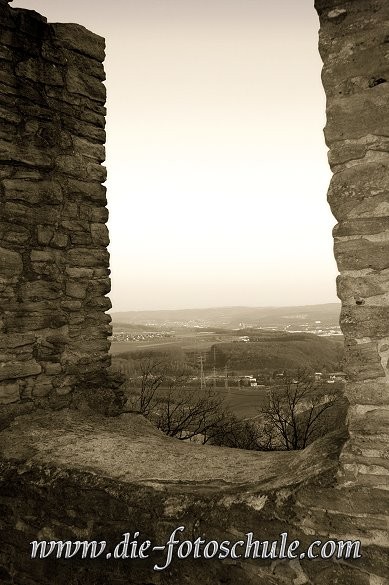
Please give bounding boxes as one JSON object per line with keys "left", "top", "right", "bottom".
{"left": 111, "top": 331, "right": 174, "bottom": 343}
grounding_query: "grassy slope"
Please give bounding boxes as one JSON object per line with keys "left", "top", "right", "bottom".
{"left": 207, "top": 333, "right": 344, "bottom": 374}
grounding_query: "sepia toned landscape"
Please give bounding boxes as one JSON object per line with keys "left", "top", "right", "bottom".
{"left": 0, "top": 0, "right": 388, "bottom": 584}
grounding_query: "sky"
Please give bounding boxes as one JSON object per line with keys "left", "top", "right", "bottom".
{"left": 13, "top": 0, "right": 338, "bottom": 311}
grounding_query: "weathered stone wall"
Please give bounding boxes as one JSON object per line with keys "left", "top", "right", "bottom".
{"left": 315, "top": 0, "right": 389, "bottom": 489}
{"left": 0, "top": 1, "right": 387, "bottom": 585}
{"left": 0, "top": 0, "right": 111, "bottom": 411}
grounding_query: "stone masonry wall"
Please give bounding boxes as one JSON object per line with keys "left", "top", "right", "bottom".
{"left": 315, "top": 0, "right": 389, "bottom": 489}
{"left": 0, "top": 0, "right": 111, "bottom": 411}
{"left": 0, "top": 1, "right": 387, "bottom": 584}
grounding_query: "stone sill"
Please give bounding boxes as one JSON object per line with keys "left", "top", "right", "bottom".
{"left": 0, "top": 409, "right": 345, "bottom": 496}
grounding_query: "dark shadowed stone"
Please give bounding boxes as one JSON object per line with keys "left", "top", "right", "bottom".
{"left": 72, "top": 136, "right": 105, "bottom": 162}
{"left": 0, "top": 104, "right": 20, "bottom": 124}
{"left": 19, "top": 281, "right": 62, "bottom": 302}
{"left": 4, "top": 202, "right": 59, "bottom": 225}
{"left": 0, "top": 382, "right": 19, "bottom": 405}
{"left": 0, "top": 140, "right": 53, "bottom": 168}
{"left": 3, "top": 179, "right": 63, "bottom": 205}
{"left": 0, "top": 360, "right": 41, "bottom": 381}
{"left": 16, "top": 58, "right": 64, "bottom": 86}
{"left": 0, "top": 247, "right": 22, "bottom": 278}
{"left": 0, "top": 223, "right": 30, "bottom": 245}
{"left": 65, "top": 282, "right": 87, "bottom": 299}
{"left": 311, "top": 564, "right": 369, "bottom": 585}
{"left": 56, "top": 155, "right": 106, "bottom": 182}
{"left": 66, "top": 67, "right": 106, "bottom": 103}
{"left": 62, "top": 48, "right": 105, "bottom": 81}
{"left": 79, "top": 205, "right": 108, "bottom": 222}
{"left": 61, "top": 114, "right": 106, "bottom": 142}
{"left": 66, "top": 248, "right": 109, "bottom": 268}
{"left": 51, "top": 23, "right": 105, "bottom": 62}
{"left": 90, "top": 223, "right": 109, "bottom": 246}
{"left": 0, "top": 333, "right": 35, "bottom": 349}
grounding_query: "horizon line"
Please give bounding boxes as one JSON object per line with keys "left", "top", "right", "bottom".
{"left": 109, "top": 301, "right": 341, "bottom": 314}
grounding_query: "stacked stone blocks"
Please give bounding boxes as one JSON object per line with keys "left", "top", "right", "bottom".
{"left": 0, "top": 0, "right": 111, "bottom": 408}
{"left": 315, "top": 0, "right": 389, "bottom": 490}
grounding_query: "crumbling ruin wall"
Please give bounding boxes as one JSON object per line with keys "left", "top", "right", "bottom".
{"left": 0, "top": 1, "right": 388, "bottom": 585}
{"left": 315, "top": 0, "right": 389, "bottom": 489}
{"left": 0, "top": 0, "right": 111, "bottom": 411}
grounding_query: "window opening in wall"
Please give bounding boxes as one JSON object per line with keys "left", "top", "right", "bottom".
{"left": 11, "top": 0, "right": 346, "bottom": 453}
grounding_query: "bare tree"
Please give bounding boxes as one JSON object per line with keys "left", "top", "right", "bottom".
{"left": 259, "top": 369, "right": 339, "bottom": 450}
{"left": 125, "top": 356, "right": 167, "bottom": 416}
{"left": 155, "top": 387, "right": 228, "bottom": 442}
{"left": 126, "top": 356, "right": 337, "bottom": 452}
{"left": 209, "top": 413, "right": 275, "bottom": 451}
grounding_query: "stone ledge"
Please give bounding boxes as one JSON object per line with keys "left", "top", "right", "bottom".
{"left": 0, "top": 409, "right": 345, "bottom": 493}
{"left": 0, "top": 409, "right": 357, "bottom": 585}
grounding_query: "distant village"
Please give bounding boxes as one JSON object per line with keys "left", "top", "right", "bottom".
{"left": 111, "top": 319, "right": 342, "bottom": 344}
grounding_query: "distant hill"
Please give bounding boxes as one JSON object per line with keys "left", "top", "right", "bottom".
{"left": 210, "top": 333, "right": 344, "bottom": 374}
{"left": 111, "top": 303, "right": 341, "bottom": 329}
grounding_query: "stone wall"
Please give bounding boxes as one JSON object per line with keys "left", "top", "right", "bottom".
{"left": 0, "top": 0, "right": 111, "bottom": 411}
{"left": 0, "top": 1, "right": 388, "bottom": 584}
{"left": 315, "top": 0, "right": 389, "bottom": 489}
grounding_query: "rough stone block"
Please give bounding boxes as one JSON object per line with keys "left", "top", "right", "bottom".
{"left": 36, "top": 225, "right": 54, "bottom": 245}
{"left": 32, "top": 374, "right": 54, "bottom": 397}
{"left": 51, "top": 232, "right": 68, "bottom": 249}
{"left": 337, "top": 273, "right": 389, "bottom": 304}
{"left": 346, "top": 379, "right": 389, "bottom": 405}
{"left": 66, "top": 67, "right": 106, "bottom": 103}
{"left": 0, "top": 360, "right": 41, "bottom": 381}
{"left": 340, "top": 306, "right": 389, "bottom": 337}
{"left": 0, "top": 140, "right": 53, "bottom": 168}
{"left": 44, "top": 362, "right": 62, "bottom": 375}
{"left": 0, "top": 222, "right": 30, "bottom": 245}
{"left": 30, "top": 249, "right": 60, "bottom": 263}
{"left": 66, "top": 248, "right": 109, "bottom": 268}
{"left": 0, "top": 382, "right": 19, "bottom": 404}
{"left": 62, "top": 48, "right": 105, "bottom": 81}
{"left": 72, "top": 135, "right": 105, "bottom": 162}
{"left": 56, "top": 155, "right": 106, "bottom": 182}
{"left": 51, "top": 23, "right": 105, "bottom": 62}
{"left": 61, "top": 114, "right": 106, "bottom": 142}
{"left": 4, "top": 202, "right": 60, "bottom": 226}
{"left": 16, "top": 58, "right": 64, "bottom": 86}
{"left": 90, "top": 223, "right": 109, "bottom": 246}
{"left": 0, "top": 104, "right": 21, "bottom": 124}
{"left": 67, "top": 179, "right": 107, "bottom": 203}
{"left": 334, "top": 238, "right": 389, "bottom": 272}
{"left": 344, "top": 339, "right": 385, "bottom": 381}
{"left": 328, "top": 161, "right": 389, "bottom": 221}
{"left": 65, "top": 282, "right": 87, "bottom": 299}
{"left": 3, "top": 179, "right": 63, "bottom": 205}
{"left": 69, "top": 232, "right": 92, "bottom": 245}
{"left": 325, "top": 87, "right": 389, "bottom": 143}
{"left": 20, "top": 281, "right": 62, "bottom": 302}
{"left": 0, "top": 246, "right": 22, "bottom": 278}
{"left": 0, "top": 2, "right": 110, "bottom": 408}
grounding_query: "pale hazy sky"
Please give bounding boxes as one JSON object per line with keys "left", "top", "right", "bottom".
{"left": 13, "top": 1, "right": 337, "bottom": 311}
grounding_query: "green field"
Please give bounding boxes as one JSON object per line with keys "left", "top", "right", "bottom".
{"left": 216, "top": 386, "right": 269, "bottom": 418}
{"left": 110, "top": 330, "right": 237, "bottom": 355}
{"left": 111, "top": 329, "right": 343, "bottom": 374}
